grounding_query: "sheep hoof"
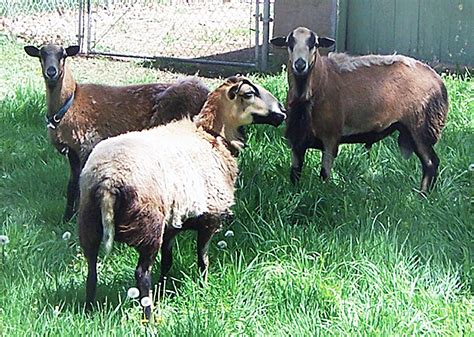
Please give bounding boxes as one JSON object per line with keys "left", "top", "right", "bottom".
{"left": 320, "top": 169, "right": 329, "bottom": 181}
{"left": 290, "top": 167, "right": 301, "bottom": 184}
{"left": 84, "top": 301, "right": 94, "bottom": 314}
{"left": 142, "top": 306, "right": 152, "bottom": 323}
{"left": 62, "top": 210, "right": 75, "bottom": 223}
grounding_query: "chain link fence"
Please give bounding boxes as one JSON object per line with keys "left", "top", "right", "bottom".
{"left": 1, "top": 0, "right": 86, "bottom": 46}
{"left": 80, "top": 0, "right": 272, "bottom": 69}
{"left": 0, "top": 0, "right": 77, "bottom": 17}
{"left": 1, "top": 0, "right": 273, "bottom": 71}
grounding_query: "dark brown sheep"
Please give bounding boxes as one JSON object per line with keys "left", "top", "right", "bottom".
{"left": 24, "top": 44, "right": 209, "bottom": 221}
{"left": 271, "top": 27, "right": 448, "bottom": 193}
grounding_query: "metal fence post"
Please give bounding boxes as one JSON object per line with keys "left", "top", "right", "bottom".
{"left": 260, "top": 0, "right": 271, "bottom": 72}
{"left": 86, "top": 0, "right": 92, "bottom": 54}
{"left": 77, "top": 0, "right": 87, "bottom": 53}
{"left": 254, "top": 0, "right": 260, "bottom": 70}
{"left": 77, "top": 0, "right": 83, "bottom": 51}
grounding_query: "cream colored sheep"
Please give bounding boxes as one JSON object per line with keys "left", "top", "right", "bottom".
{"left": 78, "top": 75, "right": 286, "bottom": 319}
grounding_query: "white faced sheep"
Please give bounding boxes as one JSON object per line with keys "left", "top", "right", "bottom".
{"left": 271, "top": 27, "right": 448, "bottom": 193}
{"left": 78, "top": 75, "right": 286, "bottom": 319}
{"left": 24, "top": 44, "right": 209, "bottom": 221}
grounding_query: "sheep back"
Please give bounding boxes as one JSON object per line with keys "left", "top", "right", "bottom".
{"left": 80, "top": 119, "right": 237, "bottom": 246}
{"left": 299, "top": 54, "right": 447, "bottom": 145}
{"left": 149, "top": 77, "right": 209, "bottom": 127}
{"left": 52, "top": 78, "right": 208, "bottom": 162}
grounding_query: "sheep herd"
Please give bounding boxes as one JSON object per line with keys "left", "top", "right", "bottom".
{"left": 25, "top": 26, "right": 448, "bottom": 320}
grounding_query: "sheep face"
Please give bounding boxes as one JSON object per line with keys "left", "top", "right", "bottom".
{"left": 225, "top": 77, "right": 286, "bottom": 127}
{"left": 271, "top": 27, "right": 335, "bottom": 77}
{"left": 24, "top": 44, "right": 80, "bottom": 88}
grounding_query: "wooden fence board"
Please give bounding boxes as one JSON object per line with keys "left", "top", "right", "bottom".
{"left": 339, "top": 0, "right": 473, "bottom": 67}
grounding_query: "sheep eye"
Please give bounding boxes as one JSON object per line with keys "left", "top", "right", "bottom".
{"left": 242, "top": 92, "right": 254, "bottom": 99}
{"left": 307, "top": 33, "right": 317, "bottom": 49}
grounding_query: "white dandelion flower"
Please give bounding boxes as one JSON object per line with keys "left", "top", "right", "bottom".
{"left": 224, "top": 230, "right": 234, "bottom": 238}
{"left": 469, "top": 163, "right": 474, "bottom": 172}
{"left": 127, "top": 287, "right": 140, "bottom": 299}
{"left": 0, "top": 235, "right": 9, "bottom": 245}
{"left": 140, "top": 296, "right": 152, "bottom": 307}
{"left": 62, "top": 231, "right": 71, "bottom": 241}
{"left": 217, "top": 240, "right": 227, "bottom": 249}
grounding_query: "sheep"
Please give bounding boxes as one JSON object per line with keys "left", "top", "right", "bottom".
{"left": 24, "top": 44, "right": 209, "bottom": 222}
{"left": 78, "top": 75, "right": 286, "bottom": 318}
{"left": 271, "top": 27, "right": 448, "bottom": 193}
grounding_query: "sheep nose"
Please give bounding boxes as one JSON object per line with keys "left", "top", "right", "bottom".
{"left": 278, "top": 102, "right": 287, "bottom": 113}
{"left": 294, "top": 59, "right": 307, "bottom": 74}
{"left": 46, "top": 66, "right": 57, "bottom": 79}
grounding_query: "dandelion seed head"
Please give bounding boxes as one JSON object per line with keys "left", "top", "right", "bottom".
{"left": 0, "top": 235, "right": 9, "bottom": 245}
{"left": 224, "top": 230, "right": 234, "bottom": 238}
{"left": 217, "top": 240, "right": 227, "bottom": 249}
{"left": 127, "top": 287, "right": 140, "bottom": 299}
{"left": 53, "top": 305, "right": 60, "bottom": 316}
{"left": 62, "top": 231, "right": 71, "bottom": 241}
{"left": 469, "top": 163, "right": 474, "bottom": 172}
{"left": 140, "top": 296, "right": 152, "bottom": 307}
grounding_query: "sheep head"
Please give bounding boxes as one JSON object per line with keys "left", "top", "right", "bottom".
{"left": 24, "top": 44, "right": 79, "bottom": 88}
{"left": 196, "top": 76, "right": 286, "bottom": 146}
{"left": 195, "top": 76, "right": 286, "bottom": 150}
{"left": 271, "top": 27, "right": 335, "bottom": 77}
{"left": 224, "top": 76, "right": 286, "bottom": 127}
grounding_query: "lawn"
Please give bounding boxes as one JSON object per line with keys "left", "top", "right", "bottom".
{"left": 0, "top": 36, "right": 472, "bottom": 336}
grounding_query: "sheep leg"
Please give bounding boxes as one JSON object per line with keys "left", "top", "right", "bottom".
{"left": 79, "top": 194, "right": 102, "bottom": 312}
{"left": 320, "top": 141, "right": 339, "bottom": 181}
{"left": 84, "top": 237, "right": 101, "bottom": 312}
{"left": 135, "top": 250, "right": 157, "bottom": 321}
{"left": 290, "top": 146, "right": 307, "bottom": 184}
{"left": 158, "top": 227, "right": 180, "bottom": 286}
{"left": 196, "top": 221, "right": 219, "bottom": 284}
{"left": 413, "top": 142, "right": 440, "bottom": 194}
{"left": 63, "top": 149, "right": 81, "bottom": 222}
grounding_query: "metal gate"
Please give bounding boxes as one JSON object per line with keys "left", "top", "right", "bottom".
{"left": 77, "top": 0, "right": 273, "bottom": 71}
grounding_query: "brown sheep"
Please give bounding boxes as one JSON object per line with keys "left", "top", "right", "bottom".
{"left": 24, "top": 44, "right": 209, "bottom": 221}
{"left": 78, "top": 75, "right": 286, "bottom": 319}
{"left": 271, "top": 27, "right": 448, "bottom": 193}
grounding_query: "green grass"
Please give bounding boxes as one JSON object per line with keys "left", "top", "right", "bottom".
{"left": 0, "top": 39, "right": 473, "bottom": 336}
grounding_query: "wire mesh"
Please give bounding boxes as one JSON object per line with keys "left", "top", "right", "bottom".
{"left": 1, "top": 0, "right": 87, "bottom": 46}
{"left": 1, "top": 0, "right": 273, "bottom": 69}
{"left": 85, "top": 0, "right": 261, "bottom": 65}
{"left": 0, "top": 0, "right": 77, "bottom": 17}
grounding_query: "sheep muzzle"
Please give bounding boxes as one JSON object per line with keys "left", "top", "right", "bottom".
{"left": 251, "top": 110, "right": 286, "bottom": 127}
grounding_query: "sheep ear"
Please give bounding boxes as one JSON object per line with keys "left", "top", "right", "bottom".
{"left": 24, "top": 46, "right": 40, "bottom": 58}
{"left": 270, "top": 36, "right": 288, "bottom": 47}
{"left": 317, "top": 37, "right": 335, "bottom": 48}
{"left": 228, "top": 83, "right": 240, "bottom": 100}
{"left": 65, "top": 45, "right": 80, "bottom": 57}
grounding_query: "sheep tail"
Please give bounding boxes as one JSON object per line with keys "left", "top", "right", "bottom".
{"left": 422, "top": 84, "right": 449, "bottom": 145}
{"left": 100, "top": 190, "right": 116, "bottom": 255}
